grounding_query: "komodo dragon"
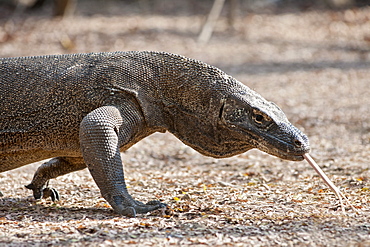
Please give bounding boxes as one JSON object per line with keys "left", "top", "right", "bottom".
{"left": 0, "top": 51, "right": 310, "bottom": 217}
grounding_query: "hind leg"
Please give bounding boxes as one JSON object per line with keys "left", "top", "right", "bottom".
{"left": 26, "top": 157, "right": 86, "bottom": 201}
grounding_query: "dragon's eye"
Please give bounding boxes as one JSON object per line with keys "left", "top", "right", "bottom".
{"left": 254, "top": 114, "right": 264, "bottom": 123}
{"left": 252, "top": 109, "right": 272, "bottom": 127}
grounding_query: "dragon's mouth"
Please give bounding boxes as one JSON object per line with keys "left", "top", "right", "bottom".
{"left": 258, "top": 146, "right": 306, "bottom": 161}
{"left": 224, "top": 120, "right": 311, "bottom": 161}
{"left": 256, "top": 135, "right": 310, "bottom": 161}
{"left": 272, "top": 149, "right": 308, "bottom": 161}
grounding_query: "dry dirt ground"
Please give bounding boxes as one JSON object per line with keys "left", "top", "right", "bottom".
{"left": 1, "top": 2, "right": 370, "bottom": 246}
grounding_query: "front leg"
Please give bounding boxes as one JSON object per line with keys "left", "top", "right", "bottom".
{"left": 79, "top": 106, "right": 166, "bottom": 217}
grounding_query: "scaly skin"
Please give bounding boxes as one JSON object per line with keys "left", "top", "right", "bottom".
{"left": 0, "top": 51, "right": 310, "bottom": 217}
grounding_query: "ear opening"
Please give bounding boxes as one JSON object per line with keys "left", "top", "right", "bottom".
{"left": 221, "top": 97, "right": 249, "bottom": 124}
{"left": 219, "top": 99, "right": 226, "bottom": 120}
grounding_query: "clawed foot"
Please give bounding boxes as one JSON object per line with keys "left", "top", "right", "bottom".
{"left": 25, "top": 184, "right": 60, "bottom": 201}
{"left": 111, "top": 196, "right": 167, "bottom": 217}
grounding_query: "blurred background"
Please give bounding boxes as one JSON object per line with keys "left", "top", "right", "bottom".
{"left": 1, "top": 0, "right": 370, "bottom": 57}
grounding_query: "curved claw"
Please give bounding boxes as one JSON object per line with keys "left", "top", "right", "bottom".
{"left": 25, "top": 184, "right": 60, "bottom": 201}
{"left": 111, "top": 196, "right": 167, "bottom": 217}
{"left": 42, "top": 187, "right": 60, "bottom": 201}
{"left": 115, "top": 206, "right": 137, "bottom": 218}
{"left": 146, "top": 200, "right": 166, "bottom": 206}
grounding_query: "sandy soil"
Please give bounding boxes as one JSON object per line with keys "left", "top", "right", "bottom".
{"left": 0, "top": 2, "right": 370, "bottom": 246}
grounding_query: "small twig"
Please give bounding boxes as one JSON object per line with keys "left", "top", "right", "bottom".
{"left": 303, "top": 153, "right": 358, "bottom": 213}
{"left": 198, "top": 0, "right": 226, "bottom": 44}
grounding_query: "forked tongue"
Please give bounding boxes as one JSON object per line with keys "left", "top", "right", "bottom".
{"left": 303, "top": 153, "right": 358, "bottom": 213}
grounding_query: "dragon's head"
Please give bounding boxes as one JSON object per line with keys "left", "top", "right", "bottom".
{"left": 217, "top": 91, "right": 310, "bottom": 161}
{"left": 162, "top": 72, "right": 309, "bottom": 161}
{"left": 147, "top": 52, "right": 309, "bottom": 161}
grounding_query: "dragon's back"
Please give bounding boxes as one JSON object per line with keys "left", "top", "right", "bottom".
{"left": 0, "top": 53, "right": 111, "bottom": 152}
